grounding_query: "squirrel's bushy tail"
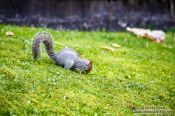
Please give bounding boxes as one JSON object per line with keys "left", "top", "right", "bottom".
{"left": 32, "top": 32, "right": 56, "bottom": 61}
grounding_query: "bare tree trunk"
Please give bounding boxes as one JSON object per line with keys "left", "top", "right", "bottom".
{"left": 170, "top": 0, "right": 174, "bottom": 17}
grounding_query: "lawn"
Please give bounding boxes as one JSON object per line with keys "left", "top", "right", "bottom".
{"left": 0, "top": 24, "right": 175, "bottom": 115}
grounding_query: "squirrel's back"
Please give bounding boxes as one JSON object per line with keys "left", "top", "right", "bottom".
{"left": 56, "top": 48, "right": 80, "bottom": 66}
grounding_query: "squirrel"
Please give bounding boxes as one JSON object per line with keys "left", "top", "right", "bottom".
{"left": 32, "top": 32, "right": 92, "bottom": 73}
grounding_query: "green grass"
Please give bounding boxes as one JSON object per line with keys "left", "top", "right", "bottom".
{"left": 0, "top": 24, "right": 175, "bottom": 115}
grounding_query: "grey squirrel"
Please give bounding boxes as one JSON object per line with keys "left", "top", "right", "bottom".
{"left": 32, "top": 32, "right": 92, "bottom": 73}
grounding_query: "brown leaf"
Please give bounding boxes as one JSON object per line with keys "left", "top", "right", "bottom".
{"left": 102, "top": 46, "right": 115, "bottom": 52}
{"left": 112, "top": 43, "right": 121, "bottom": 48}
{"left": 5, "top": 31, "right": 14, "bottom": 36}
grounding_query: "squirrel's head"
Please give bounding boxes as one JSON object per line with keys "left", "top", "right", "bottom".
{"left": 74, "top": 59, "right": 92, "bottom": 73}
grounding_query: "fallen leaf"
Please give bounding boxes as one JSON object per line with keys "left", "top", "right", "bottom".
{"left": 112, "top": 43, "right": 121, "bottom": 48}
{"left": 102, "top": 46, "right": 115, "bottom": 52}
{"left": 5, "top": 31, "right": 14, "bottom": 36}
